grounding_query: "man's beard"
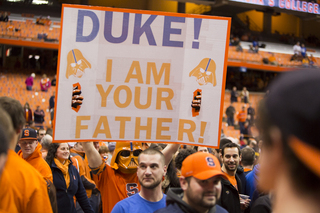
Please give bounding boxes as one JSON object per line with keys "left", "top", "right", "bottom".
{"left": 185, "top": 188, "right": 217, "bottom": 209}
{"left": 225, "top": 163, "right": 237, "bottom": 172}
{"left": 139, "top": 178, "right": 162, "bottom": 189}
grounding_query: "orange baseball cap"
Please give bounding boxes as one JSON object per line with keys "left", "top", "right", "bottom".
{"left": 181, "top": 152, "right": 227, "bottom": 180}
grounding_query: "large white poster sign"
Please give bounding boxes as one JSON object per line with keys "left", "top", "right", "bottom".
{"left": 54, "top": 4, "right": 231, "bottom": 148}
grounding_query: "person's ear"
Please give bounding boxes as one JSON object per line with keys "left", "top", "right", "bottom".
{"left": 163, "top": 165, "right": 167, "bottom": 176}
{"left": 180, "top": 176, "right": 189, "bottom": 191}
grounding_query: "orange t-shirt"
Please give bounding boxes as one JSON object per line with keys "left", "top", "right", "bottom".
{"left": 18, "top": 143, "right": 53, "bottom": 183}
{"left": 92, "top": 162, "right": 140, "bottom": 213}
{"left": 237, "top": 110, "right": 247, "bottom": 122}
{"left": 6, "top": 150, "right": 53, "bottom": 213}
{"left": 244, "top": 168, "right": 252, "bottom": 173}
{"left": 224, "top": 172, "right": 238, "bottom": 191}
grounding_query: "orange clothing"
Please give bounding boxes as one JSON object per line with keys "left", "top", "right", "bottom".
{"left": 0, "top": 169, "right": 19, "bottom": 213}
{"left": 5, "top": 150, "right": 53, "bottom": 213}
{"left": 92, "top": 162, "right": 140, "bottom": 213}
{"left": 268, "top": 56, "right": 276, "bottom": 63}
{"left": 237, "top": 110, "right": 247, "bottom": 122}
{"left": 70, "top": 149, "right": 96, "bottom": 198}
{"left": 99, "top": 141, "right": 107, "bottom": 147}
{"left": 18, "top": 143, "right": 53, "bottom": 183}
{"left": 244, "top": 168, "right": 252, "bottom": 173}
{"left": 224, "top": 172, "right": 238, "bottom": 190}
{"left": 54, "top": 158, "right": 71, "bottom": 189}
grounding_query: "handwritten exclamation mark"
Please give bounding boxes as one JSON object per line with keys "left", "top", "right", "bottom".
{"left": 192, "top": 18, "right": 202, "bottom": 49}
{"left": 198, "top": 121, "right": 207, "bottom": 143}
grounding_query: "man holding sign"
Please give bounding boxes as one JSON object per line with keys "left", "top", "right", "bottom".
{"left": 82, "top": 142, "right": 179, "bottom": 213}
{"left": 55, "top": 5, "right": 230, "bottom": 212}
{"left": 54, "top": 5, "right": 230, "bottom": 147}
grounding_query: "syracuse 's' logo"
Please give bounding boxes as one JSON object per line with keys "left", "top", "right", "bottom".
{"left": 66, "top": 49, "right": 91, "bottom": 79}
{"left": 189, "top": 58, "right": 217, "bottom": 86}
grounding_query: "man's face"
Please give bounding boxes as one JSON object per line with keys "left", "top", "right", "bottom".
{"left": 74, "top": 143, "right": 84, "bottom": 152}
{"left": 181, "top": 176, "right": 222, "bottom": 211}
{"left": 38, "top": 130, "right": 46, "bottom": 140}
{"left": 137, "top": 153, "right": 166, "bottom": 189}
{"left": 19, "top": 139, "right": 38, "bottom": 158}
{"left": 198, "top": 147, "right": 209, "bottom": 153}
{"left": 222, "top": 147, "right": 240, "bottom": 172}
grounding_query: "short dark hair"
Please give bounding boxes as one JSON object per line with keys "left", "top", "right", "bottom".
{"left": 0, "top": 107, "right": 14, "bottom": 143}
{"left": 219, "top": 138, "right": 233, "bottom": 150}
{"left": 241, "top": 147, "right": 255, "bottom": 166}
{"left": 0, "top": 97, "right": 25, "bottom": 132}
{"left": 46, "top": 128, "right": 53, "bottom": 136}
{"left": 175, "top": 148, "right": 196, "bottom": 170}
{"left": 257, "top": 99, "right": 320, "bottom": 196}
{"left": 38, "top": 128, "right": 46, "bottom": 134}
{"left": 138, "top": 148, "right": 165, "bottom": 166}
{"left": 221, "top": 142, "right": 241, "bottom": 157}
{"left": 149, "top": 143, "right": 163, "bottom": 151}
{"left": 0, "top": 124, "right": 8, "bottom": 155}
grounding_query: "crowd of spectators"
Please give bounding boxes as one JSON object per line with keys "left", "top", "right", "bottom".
{"left": 1, "top": 67, "right": 320, "bottom": 213}
{"left": 290, "top": 42, "right": 318, "bottom": 67}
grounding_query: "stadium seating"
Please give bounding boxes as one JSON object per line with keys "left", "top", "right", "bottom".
{"left": 0, "top": 18, "right": 59, "bottom": 41}
{"left": 0, "top": 73, "right": 55, "bottom": 128}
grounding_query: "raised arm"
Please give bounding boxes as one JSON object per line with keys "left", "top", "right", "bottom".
{"left": 81, "top": 142, "right": 102, "bottom": 168}
{"left": 162, "top": 144, "right": 180, "bottom": 166}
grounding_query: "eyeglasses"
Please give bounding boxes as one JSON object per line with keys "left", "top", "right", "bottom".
{"left": 119, "top": 150, "right": 142, "bottom": 157}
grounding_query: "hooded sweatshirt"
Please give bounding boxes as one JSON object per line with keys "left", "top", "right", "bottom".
{"left": 155, "top": 188, "right": 228, "bottom": 213}
{"left": 18, "top": 143, "right": 53, "bottom": 183}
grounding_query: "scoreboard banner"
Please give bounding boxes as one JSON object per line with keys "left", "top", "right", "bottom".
{"left": 53, "top": 4, "right": 231, "bottom": 148}
{"left": 231, "top": 0, "right": 319, "bottom": 14}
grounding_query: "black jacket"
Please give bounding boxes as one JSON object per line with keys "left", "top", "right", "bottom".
{"left": 155, "top": 188, "right": 228, "bottom": 213}
{"left": 236, "top": 165, "right": 246, "bottom": 194}
{"left": 51, "top": 160, "right": 94, "bottom": 213}
{"left": 217, "top": 174, "right": 241, "bottom": 213}
{"left": 225, "top": 106, "right": 236, "bottom": 118}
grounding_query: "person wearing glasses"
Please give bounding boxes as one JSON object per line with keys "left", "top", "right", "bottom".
{"left": 18, "top": 128, "right": 53, "bottom": 183}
